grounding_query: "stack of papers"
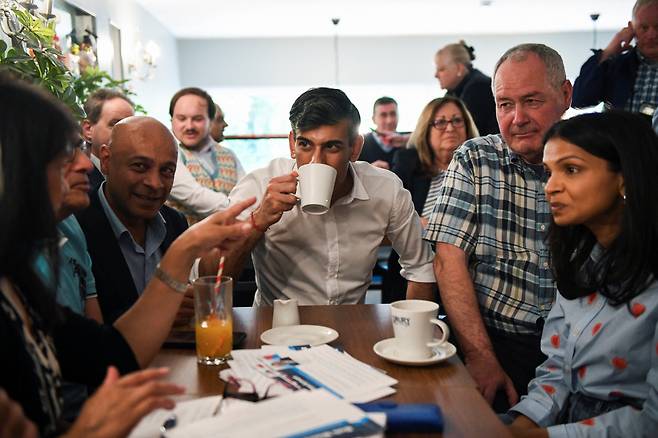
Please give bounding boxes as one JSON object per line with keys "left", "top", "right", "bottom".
{"left": 165, "top": 389, "right": 385, "bottom": 437}
{"left": 130, "top": 390, "right": 385, "bottom": 438}
{"left": 223, "top": 344, "right": 398, "bottom": 403}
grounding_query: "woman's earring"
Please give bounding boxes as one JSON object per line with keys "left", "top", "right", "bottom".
{"left": 622, "top": 193, "right": 627, "bottom": 201}
{"left": 291, "top": 152, "right": 296, "bottom": 158}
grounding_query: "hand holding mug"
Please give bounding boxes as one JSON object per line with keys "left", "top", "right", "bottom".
{"left": 253, "top": 172, "right": 299, "bottom": 229}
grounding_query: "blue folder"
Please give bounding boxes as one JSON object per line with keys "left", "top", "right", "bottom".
{"left": 355, "top": 401, "right": 444, "bottom": 433}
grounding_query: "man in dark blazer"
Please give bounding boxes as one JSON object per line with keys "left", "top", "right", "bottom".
{"left": 81, "top": 89, "right": 135, "bottom": 193}
{"left": 77, "top": 116, "right": 188, "bottom": 323}
{"left": 359, "top": 96, "right": 407, "bottom": 169}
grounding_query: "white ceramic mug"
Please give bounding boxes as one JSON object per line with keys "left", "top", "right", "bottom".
{"left": 390, "top": 300, "right": 450, "bottom": 360}
{"left": 297, "top": 163, "right": 337, "bottom": 215}
{"left": 272, "top": 298, "right": 300, "bottom": 328}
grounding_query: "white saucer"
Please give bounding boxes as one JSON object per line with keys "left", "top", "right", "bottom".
{"left": 260, "top": 325, "right": 339, "bottom": 346}
{"left": 373, "top": 338, "right": 457, "bottom": 366}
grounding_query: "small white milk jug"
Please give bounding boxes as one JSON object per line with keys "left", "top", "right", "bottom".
{"left": 272, "top": 299, "right": 300, "bottom": 328}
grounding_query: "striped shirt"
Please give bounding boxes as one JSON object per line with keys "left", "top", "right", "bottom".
{"left": 421, "top": 171, "right": 447, "bottom": 218}
{"left": 424, "top": 134, "right": 555, "bottom": 335}
{"left": 626, "top": 51, "right": 658, "bottom": 113}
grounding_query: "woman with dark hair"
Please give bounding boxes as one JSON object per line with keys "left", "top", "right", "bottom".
{"left": 0, "top": 77, "right": 254, "bottom": 437}
{"left": 507, "top": 111, "right": 658, "bottom": 437}
{"left": 382, "top": 96, "right": 477, "bottom": 302}
{"left": 434, "top": 41, "right": 499, "bottom": 136}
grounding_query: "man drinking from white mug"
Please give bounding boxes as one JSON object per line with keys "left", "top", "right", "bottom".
{"left": 226, "top": 87, "right": 435, "bottom": 305}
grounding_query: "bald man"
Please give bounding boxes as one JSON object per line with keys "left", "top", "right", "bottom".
{"left": 76, "top": 116, "right": 189, "bottom": 323}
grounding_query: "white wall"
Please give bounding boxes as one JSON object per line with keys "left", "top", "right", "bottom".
{"left": 177, "top": 31, "right": 615, "bottom": 90}
{"left": 64, "top": 0, "right": 180, "bottom": 123}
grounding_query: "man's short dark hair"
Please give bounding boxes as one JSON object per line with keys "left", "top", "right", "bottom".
{"left": 289, "top": 87, "right": 361, "bottom": 141}
{"left": 373, "top": 96, "right": 397, "bottom": 114}
{"left": 84, "top": 89, "right": 134, "bottom": 124}
{"left": 169, "top": 87, "right": 216, "bottom": 120}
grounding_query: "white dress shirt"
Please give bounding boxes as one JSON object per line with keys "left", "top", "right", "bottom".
{"left": 169, "top": 139, "right": 245, "bottom": 218}
{"left": 90, "top": 153, "right": 102, "bottom": 173}
{"left": 229, "top": 158, "right": 435, "bottom": 306}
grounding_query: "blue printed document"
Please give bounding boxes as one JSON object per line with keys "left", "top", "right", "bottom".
{"left": 224, "top": 345, "right": 397, "bottom": 403}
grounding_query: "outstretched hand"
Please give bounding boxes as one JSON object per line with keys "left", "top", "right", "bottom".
{"left": 64, "top": 366, "right": 185, "bottom": 438}
{"left": 378, "top": 131, "right": 410, "bottom": 148}
{"left": 183, "top": 197, "right": 257, "bottom": 257}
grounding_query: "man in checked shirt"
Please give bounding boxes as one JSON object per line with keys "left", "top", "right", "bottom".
{"left": 420, "top": 43, "right": 572, "bottom": 412}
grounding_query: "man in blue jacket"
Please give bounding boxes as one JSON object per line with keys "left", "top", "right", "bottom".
{"left": 572, "top": 0, "right": 658, "bottom": 115}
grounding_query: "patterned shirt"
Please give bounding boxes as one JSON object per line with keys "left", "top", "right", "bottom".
{"left": 34, "top": 216, "right": 97, "bottom": 315}
{"left": 424, "top": 134, "right": 555, "bottom": 335}
{"left": 0, "top": 278, "right": 62, "bottom": 436}
{"left": 168, "top": 139, "right": 244, "bottom": 224}
{"left": 511, "top": 248, "right": 658, "bottom": 437}
{"left": 421, "top": 171, "right": 447, "bottom": 218}
{"left": 625, "top": 50, "right": 658, "bottom": 114}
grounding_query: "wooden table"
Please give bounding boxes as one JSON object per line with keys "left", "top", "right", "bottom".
{"left": 153, "top": 304, "right": 511, "bottom": 438}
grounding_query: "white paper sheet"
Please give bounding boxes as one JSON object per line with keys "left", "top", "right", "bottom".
{"left": 165, "top": 389, "right": 383, "bottom": 438}
{"left": 128, "top": 396, "right": 222, "bottom": 438}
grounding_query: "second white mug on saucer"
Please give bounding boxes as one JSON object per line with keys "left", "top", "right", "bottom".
{"left": 390, "top": 299, "right": 450, "bottom": 360}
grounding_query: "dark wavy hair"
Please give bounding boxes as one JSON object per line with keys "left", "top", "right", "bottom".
{"left": 289, "top": 87, "right": 361, "bottom": 142}
{"left": 0, "top": 73, "right": 77, "bottom": 330}
{"left": 545, "top": 111, "right": 658, "bottom": 306}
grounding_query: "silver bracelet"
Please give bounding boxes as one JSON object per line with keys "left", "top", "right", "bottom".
{"left": 153, "top": 264, "right": 188, "bottom": 294}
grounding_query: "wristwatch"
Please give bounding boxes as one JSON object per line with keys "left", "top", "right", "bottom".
{"left": 153, "top": 264, "right": 188, "bottom": 294}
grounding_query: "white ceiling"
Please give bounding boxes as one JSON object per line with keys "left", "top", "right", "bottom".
{"left": 134, "top": 0, "right": 633, "bottom": 39}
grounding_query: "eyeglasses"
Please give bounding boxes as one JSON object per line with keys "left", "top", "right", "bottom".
{"left": 65, "top": 139, "right": 91, "bottom": 162}
{"left": 430, "top": 116, "right": 465, "bottom": 131}
{"left": 216, "top": 376, "right": 284, "bottom": 414}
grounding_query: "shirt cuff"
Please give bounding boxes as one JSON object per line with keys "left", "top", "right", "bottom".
{"left": 400, "top": 258, "right": 435, "bottom": 283}
{"left": 546, "top": 424, "right": 570, "bottom": 438}
{"left": 509, "top": 397, "right": 555, "bottom": 428}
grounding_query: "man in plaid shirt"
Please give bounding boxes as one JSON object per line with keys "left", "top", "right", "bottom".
{"left": 421, "top": 44, "right": 572, "bottom": 412}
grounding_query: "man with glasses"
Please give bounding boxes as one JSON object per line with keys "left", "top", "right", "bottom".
{"left": 34, "top": 138, "right": 101, "bottom": 421}
{"left": 422, "top": 44, "right": 572, "bottom": 412}
{"left": 36, "top": 138, "right": 101, "bottom": 321}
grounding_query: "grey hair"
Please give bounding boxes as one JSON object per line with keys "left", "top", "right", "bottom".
{"left": 437, "top": 41, "right": 475, "bottom": 69}
{"left": 633, "top": 0, "right": 658, "bottom": 20}
{"left": 493, "top": 43, "right": 566, "bottom": 91}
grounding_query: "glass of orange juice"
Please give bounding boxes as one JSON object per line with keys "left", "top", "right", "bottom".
{"left": 193, "top": 276, "right": 233, "bottom": 365}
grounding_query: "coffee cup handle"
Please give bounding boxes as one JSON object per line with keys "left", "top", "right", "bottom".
{"left": 427, "top": 319, "right": 450, "bottom": 347}
{"left": 294, "top": 179, "right": 301, "bottom": 201}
